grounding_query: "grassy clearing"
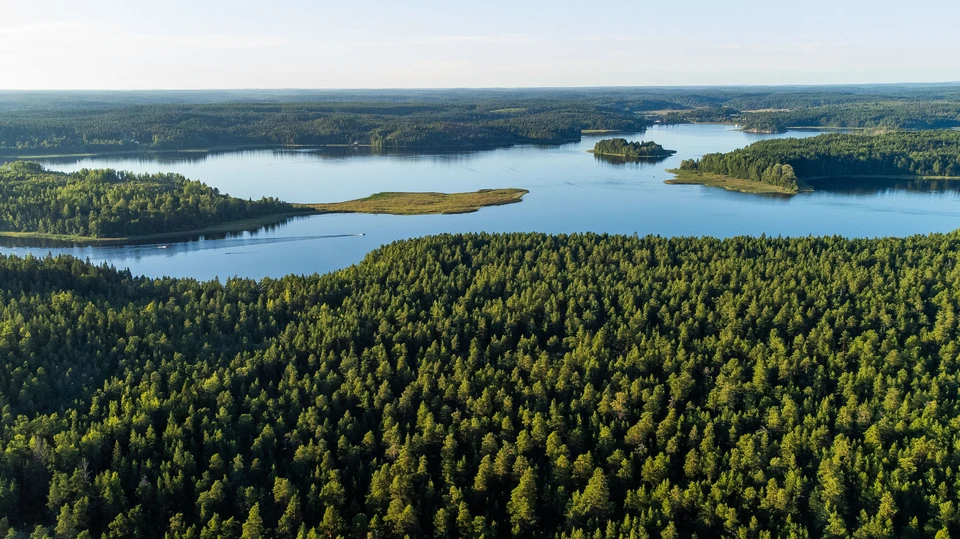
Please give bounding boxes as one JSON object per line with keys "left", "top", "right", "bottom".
{"left": 298, "top": 189, "right": 529, "bottom": 215}
{"left": 664, "top": 169, "right": 799, "bottom": 195}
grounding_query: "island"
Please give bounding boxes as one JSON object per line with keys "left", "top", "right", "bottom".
{"left": 589, "top": 138, "right": 677, "bottom": 158}
{"left": 299, "top": 188, "right": 528, "bottom": 216}
{"left": 0, "top": 162, "right": 528, "bottom": 243}
{"left": 668, "top": 130, "right": 960, "bottom": 194}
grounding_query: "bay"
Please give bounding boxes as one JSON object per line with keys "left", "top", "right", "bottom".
{"left": 6, "top": 124, "right": 959, "bottom": 280}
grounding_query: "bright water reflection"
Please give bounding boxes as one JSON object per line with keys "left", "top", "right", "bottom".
{"left": 4, "top": 124, "right": 957, "bottom": 280}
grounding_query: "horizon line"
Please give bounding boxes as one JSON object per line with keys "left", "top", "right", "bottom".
{"left": 3, "top": 80, "right": 960, "bottom": 93}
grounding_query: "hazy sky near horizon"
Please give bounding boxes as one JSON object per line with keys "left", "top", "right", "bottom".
{"left": 1, "top": 0, "right": 958, "bottom": 90}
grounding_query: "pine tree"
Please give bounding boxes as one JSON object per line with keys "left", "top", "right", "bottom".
{"left": 508, "top": 468, "right": 537, "bottom": 534}
{"left": 241, "top": 503, "right": 265, "bottom": 539}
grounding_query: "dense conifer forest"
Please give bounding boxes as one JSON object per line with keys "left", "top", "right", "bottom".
{"left": 735, "top": 102, "right": 960, "bottom": 133}
{"left": 679, "top": 130, "right": 960, "bottom": 191}
{"left": 0, "top": 162, "right": 292, "bottom": 239}
{"left": 0, "top": 102, "right": 647, "bottom": 155}
{"left": 2, "top": 232, "right": 960, "bottom": 537}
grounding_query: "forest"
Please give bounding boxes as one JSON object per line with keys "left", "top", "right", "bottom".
{"left": 5, "top": 84, "right": 960, "bottom": 155}
{"left": 735, "top": 102, "right": 960, "bottom": 133}
{"left": 2, "top": 231, "right": 960, "bottom": 537}
{"left": 591, "top": 139, "right": 675, "bottom": 158}
{"left": 678, "top": 130, "right": 960, "bottom": 191}
{"left": 0, "top": 162, "right": 292, "bottom": 239}
{"left": 0, "top": 101, "right": 647, "bottom": 155}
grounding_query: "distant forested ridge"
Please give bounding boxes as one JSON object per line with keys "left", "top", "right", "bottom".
{"left": 591, "top": 138, "right": 676, "bottom": 158}
{"left": 0, "top": 101, "right": 647, "bottom": 155}
{"left": 4, "top": 232, "right": 960, "bottom": 537}
{"left": 736, "top": 102, "right": 960, "bottom": 133}
{"left": 5, "top": 84, "right": 960, "bottom": 154}
{"left": 0, "top": 161, "right": 292, "bottom": 238}
{"left": 679, "top": 130, "right": 960, "bottom": 191}
{"left": 633, "top": 86, "right": 960, "bottom": 132}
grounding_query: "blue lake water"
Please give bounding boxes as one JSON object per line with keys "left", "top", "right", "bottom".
{"left": 7, "top": 124, "right": 960, "bottom": 280}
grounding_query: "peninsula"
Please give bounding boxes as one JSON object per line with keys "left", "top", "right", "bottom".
{"left": 0, "top": 162, "right": 528, "bottom": 244}
{"left": 668, "top": 130, "right": 960, "bottom": 194}
{"left": 665, "top": 168, "right": 801, "bottom": 195}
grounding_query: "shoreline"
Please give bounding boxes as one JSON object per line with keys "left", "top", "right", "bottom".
{"left": 665, "top": 169, "right": 960, "bottom": 195}
{"left": 0, "top": 189, "right": 529, "bottom": 246}
{"left": 664, "top": 169, "right": 800, "bottom": 195}
{"left": 736, "top": 126, "right": 872, "bottom": 134}
{"left": 587, "top": 149, "right": 677, "bottom": 158}
{"left": 803, "top": 174, "right": 960, "bottom": 181}
{"left": 297, "top": 188, "right": 529, "bottom": 216}
{"left": 0, "top": 131, "right": 635, "bottom": 161}
{"left": 0, "top": 211, "right": 315, "bottom": 245}
{"left": 0, "top": 144, "right": 325, "bottom": 160}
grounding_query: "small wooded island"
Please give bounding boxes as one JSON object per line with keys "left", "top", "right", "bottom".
{"left": 0, "top": 162, "right": 527, "bottom": 243}
{"left": 589, "top": 138, "right": 677, "bottom": 158}
{"left": 668, "top": 130, "right": 960, "bottom": 195}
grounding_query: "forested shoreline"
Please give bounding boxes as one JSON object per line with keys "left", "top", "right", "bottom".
{"left": 735, "top": 102, "right": 960, "bottom": 133}
{"left": 2, "top": 232, "right": 960, "bottom": 537}
{"left": 0, "top": 102, "right": 647, "bottom": 155}
{"left": 0, "top": 163, "right": 536, "bottom": 242}
{"left": 678, "top": 130, "right": 960, "bottom": 192}
{"left": 0, "top": 162, "right": 294, "bottom": 239}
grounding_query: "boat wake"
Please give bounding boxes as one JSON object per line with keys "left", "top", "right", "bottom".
{"left": 104, "top": 234, "right": 366, "bottom": 256}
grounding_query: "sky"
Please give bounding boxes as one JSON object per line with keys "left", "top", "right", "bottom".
{"left": 1, "top": 0, "right": 958, "bottom": 90}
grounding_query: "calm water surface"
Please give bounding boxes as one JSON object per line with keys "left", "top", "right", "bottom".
{"left": 8, "top": 124, "right": 960, "bottom": 280}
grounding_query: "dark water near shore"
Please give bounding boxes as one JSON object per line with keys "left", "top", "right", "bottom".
{"left": 6, "top": 124, "right": 960, "bottom": 280}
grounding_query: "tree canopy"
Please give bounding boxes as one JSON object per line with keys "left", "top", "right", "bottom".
{"left": 0, "top": 162, "right": 292, "bottom": 239}
{"left": 591, "top": 139, "right": 676, "bottom": 158}
{"left": 679, "top": 130, "right": 960, "bottom": 191}
{"left": 2, "top": 231, "right": 960, "bottom": 537}
{"left": 0, "top": 101, "right": 648, "bottom": 155}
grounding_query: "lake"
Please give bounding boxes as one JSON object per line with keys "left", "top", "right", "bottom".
{"left": 8, "top": 124, "right": 960, "bottom": 280}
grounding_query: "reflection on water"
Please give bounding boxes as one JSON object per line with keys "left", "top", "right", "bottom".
{"left": 0, "top": 215, "right": 314, "bottom": 248}
{"left": 31, "top": 144, "right": 525, "bottom": 168}
{"left": 6, "top": 123, "right": 958, "bottom": 281}
{"left": 810, "top": 176, "right": 960, "bottom": 195}
{"left": 36, "top": 151, "right": 214, "bottom": 167}
{"left": 592, "top": 153, "right": 672, "bottom": 167}
{"left": 104, "top": 234, "right": 366, "bottom": 260}
{"left": 280, "top": 145, "right": 515, "bottom": 161}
